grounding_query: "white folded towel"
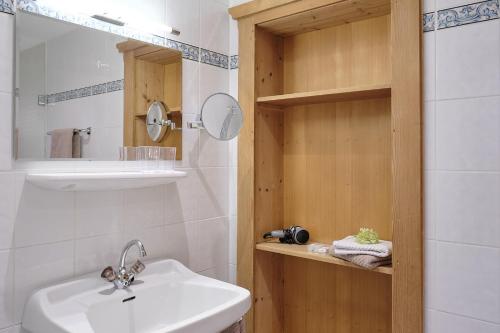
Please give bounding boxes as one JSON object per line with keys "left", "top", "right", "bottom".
{"left": 333, "top": 236, "right": 392, "bottom": 258}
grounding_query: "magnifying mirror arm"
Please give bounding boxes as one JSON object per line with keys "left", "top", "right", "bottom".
{"left": 187, "top": 115, "right": 204, "bottom": 129}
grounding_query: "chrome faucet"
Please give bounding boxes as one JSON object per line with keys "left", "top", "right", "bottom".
{"left": 101, "top": 240, "right": 147, "bottom": 289}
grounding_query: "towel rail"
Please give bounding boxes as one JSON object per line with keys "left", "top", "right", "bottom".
{"left": 46, "top": 127, "right": 92, "bottom": 135}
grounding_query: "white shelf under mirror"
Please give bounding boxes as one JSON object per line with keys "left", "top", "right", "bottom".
{"left": 16, "top": 161, "right": 186, "bottom": 191}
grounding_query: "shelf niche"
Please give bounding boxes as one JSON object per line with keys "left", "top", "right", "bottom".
{"left": 229, "top": 0, "right": 423, "bottom": 330}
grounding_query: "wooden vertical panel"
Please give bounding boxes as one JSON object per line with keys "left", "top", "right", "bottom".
{"left": 284, "top": 98, "right": 392, "bottom": 243}
{"left": 283, "top": 15, "right": 391, "bottom": 93}
{"left": 163, "top": 61, "right": 182, "bottom": 109}
{"left": 237, "top": 17, "right": 256, "bottom": 333}
{"left": 391, "top": 0, "right": 423, "bottom": 332}
{"left": 284, "top": 256, "right": 392, "bottom": 333}
{"left": 123, "top": 51, "right": 136, "bottom": 146}
{"left": 253, "top": 27, "right": 285, "bottom": 333}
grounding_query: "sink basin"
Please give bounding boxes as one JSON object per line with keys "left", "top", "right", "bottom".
{"left": 22, "top": 259, "right": 250, "bottom": 333}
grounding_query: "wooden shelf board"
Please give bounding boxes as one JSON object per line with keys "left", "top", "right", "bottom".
{"left": 256, "top": 242, "right": 393, "bottom": 275}
{"left": 257, "top": 0, "right": 391, "bottom": 36}
{"left": 256, "top": 84, "right": 391, "bottom": 107}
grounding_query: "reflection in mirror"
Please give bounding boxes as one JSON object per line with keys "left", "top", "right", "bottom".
{"left": 15, "top": 11, "right": 182, "bottom": 161}
{"left": 200, "top": 93, "right": 243, "bottom": 141}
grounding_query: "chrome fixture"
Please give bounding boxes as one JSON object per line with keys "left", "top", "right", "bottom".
{"left": 46, "top": 127, "right": 92, "bottom": 136}
{"left": 91, "top": 14, "right": 125, "bottom": 26}
{"left": 101, "top": 240, "right": 147, "bottom": 289}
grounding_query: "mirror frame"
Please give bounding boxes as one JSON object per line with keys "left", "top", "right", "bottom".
{"left": 200, "top": 92, "right": 244, "bottom": 141}
{"left": 13, "top": 1, "right": 187, "bottom": 170}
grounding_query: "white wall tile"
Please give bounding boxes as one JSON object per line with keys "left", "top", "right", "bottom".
{"left": 424, "top": 171, "right": 437, "bottom": 240}
{"left": 199, "top": 131, "right": 229, "bottom": 167}
{"left": 436, "top": 20, "right": 500, "bottom": 100}
{"left": 228, "top": 166, "right": 237, "bottom": 217}
{"left": 200, "top": 0, "right": 229, "bottom": 55}
{"left": 14, "top": 241, "right": 74, "bottom": 322}
{"left": 423, "top": 31, "right": 436, "bottom": 101}
{"left": 424, "top": 241, "right": 437, "bottom": 310}
{"left": 198, "top": 168, "right": 229, "bottom": 220}
{"left": 0, "top": 14, "right": 14, "bottom": 94}
{"left": 229, "top": 18, "right": 238, "bottom": 55}
{"left": 436, "top": 96, "right": 500, "bottom": 171}
{"left": 0, "top": 174, "right": 16, "bottom": 250}
{"left": 74, "top": 233, "right": 121, "bottom": 275}
{"left": 182, "top": 59, "right": 200, "bottom": 115}
{"left": 435, "top": 242, "right": 500, "bottom": 323}
{"left": 14, "top": 183, "right": 75, "bottom": 247}
{"left": 121, "top": 225, "right": 167, "bottom": 262}
{"left": 424, "top": 101, "right": 436, "bottom": 170}
{"left": 0, "top": 92, "right": 13, "bottom": 170}
{"left": 435, "top": 172, "right": 500, "bottom": 247}
{"left": 228, "top": 215, "right": 237, "bottom": 265}
{"left": 123, "top": 186, "right": 164, "bottom": 233}
{"left": 75, "top": 191, "right": 123, "bottom": 238}
{"left": 187, "top": 217, "right": 228, "bottom": 272}
{"left": 435, "top": 0, "right": 482, "bottom": 10}
{"left": 165, "top": 0, "right": 200, "bottom": 47}
{"left": 427, "top": 309, "right": 500, "bottom": 333}
{"left": 164, "top": 222, "right": 190, "bottom": 266}
{"left": 199, "top": 63, "right": 229, "bottom": 106}
{"left": 176, "top": 114, "right": 200, "bottom": 169}
{"left": 0, "top": 250, "right": 14, "bottom": 330}
{"left": 228, "top": 263, "right": 236, "bottom": 284}
{"left": 164, "top": 170, "right": 199, "bottom": 224}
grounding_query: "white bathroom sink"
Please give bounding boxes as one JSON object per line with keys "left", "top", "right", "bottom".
{"left": 22, "top": 259, "right": 250, "bottom": 333}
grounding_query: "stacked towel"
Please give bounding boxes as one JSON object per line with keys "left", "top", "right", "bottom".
{"left": 331, "top": 236, "right": 392, "bottom": 269}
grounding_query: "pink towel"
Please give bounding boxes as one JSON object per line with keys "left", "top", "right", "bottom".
{"left": 49, "top": 128, "right": 80, "bottom": 158}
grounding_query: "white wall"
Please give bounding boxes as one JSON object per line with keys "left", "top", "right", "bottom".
{"left": 16, "top": 43, "right": 45, "bottom": 159}
{"left": 0, "top": 0, "right": 236, "bottom": 332}
{"left": 423, "top": 0, "right": 500, "bottom": 331}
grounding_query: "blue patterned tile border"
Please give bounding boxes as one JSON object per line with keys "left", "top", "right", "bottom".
{"left": 200, "top": 49, "right": 229, "bottom": 69}
{"left": 40, "top": 79, "right": 124, "bottom": 105}
{"left": 438, "top": 0, "right": 499, "bottom": 29}
{"left": 0, "top": 0, "right": 14, "bottom": 14}
{"left": 423, "top": 12, "right": 436, "bottom": 32}
{"left": 230, "top": 55, "right": 239, "bottom": 69}
{"left": 165, "top": 39, "right": 199, "bottom": 61}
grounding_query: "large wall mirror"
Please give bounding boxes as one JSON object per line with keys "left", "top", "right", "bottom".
{"left": 15, "top": 10, "right": 183, "bottom": 161}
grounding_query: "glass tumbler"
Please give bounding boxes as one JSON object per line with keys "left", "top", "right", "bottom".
{"left": 119, "top": 146, "right": 138, "bottom": 161}
{"left": 159, "top": 147, "right": 176, "bottom": 170}
{"left": 138, "top": 146, "right": 160, "bottom": 171}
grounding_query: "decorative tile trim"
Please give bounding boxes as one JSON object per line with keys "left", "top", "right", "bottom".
{"left": 200, "top": 49, "right": 229, "bottom": 69}
{"left": 0, "top": 0, "right": 14, "bottom": 14}
{"left": 423, "top": 12, "right": 436, "bottom": 32}
{"left": 40, "top": 79, "right": 124, "bottom": 105}
{"left": 230, "top": 55, "right": 239, "bottom": 70}
{"left": 165, "top": 39, "right": 199, "bottom": 61}
{"left": 437, "top": 0, "right": 499, "bottom": 29}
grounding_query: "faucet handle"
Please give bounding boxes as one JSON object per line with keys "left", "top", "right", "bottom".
{"left": 101, "top": 266, "right": 117, "bottom": 282}
{"left": 130, "top": 260, "right": 146, "bottom": 274}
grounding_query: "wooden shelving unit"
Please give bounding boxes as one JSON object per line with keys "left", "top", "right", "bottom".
{"left": 257, "top": 84, "right": 391, "bottom": 107}
{"left": 117, "top": 40, "right": 183, "bottom": 159}
{"left": 256, "top": 242, "right": 393, "bottom": 275}
{"left": 230, "top": 0, "right": 422, "bottom": 332}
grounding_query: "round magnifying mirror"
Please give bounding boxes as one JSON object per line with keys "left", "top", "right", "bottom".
{"left": 201, "top": 93, "right": 243, "bottom": 141}
{"left": 146, "top": 101, "right": 169, "bottom": 142}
